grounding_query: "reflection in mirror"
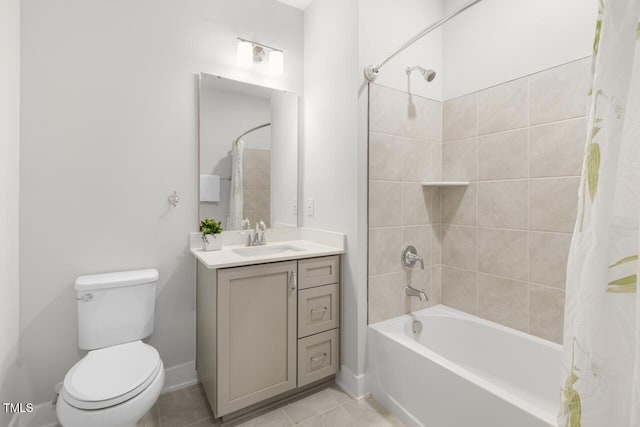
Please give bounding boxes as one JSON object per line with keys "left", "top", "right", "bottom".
{"left": 199, "top": 73, "right": 298, "bottom": 231}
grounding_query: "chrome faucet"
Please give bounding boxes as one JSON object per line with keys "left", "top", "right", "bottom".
{"left": 402, "top": 246, "right": 424, "bottom": 269}
{"left": 405, "top": 285, "right": 429, "bottom": 302}
{"left": 241, "top": 218, "right": 254, "bottom": 247}
{"left": 251, "top": 220, "right": 267, "bottom": 246}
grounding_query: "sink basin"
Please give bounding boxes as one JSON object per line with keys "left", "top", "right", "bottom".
{"left": 232, "top": 244, "right": 305, "bottom": 258}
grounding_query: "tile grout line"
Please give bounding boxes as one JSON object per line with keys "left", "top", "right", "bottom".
{"left": 280, "top": 405, "right": 296, "bottom": 426}
{"left": 294, "top": 397, "right": 346, "bottom": 426}
{"left": 526, "top": 74, "right": 532, "bottom": 335}
{"left": 442, "top": 114, "right": 587, "bottom": 143}
{"left": 475, "top": 91, "right": 480, "bottom": 315}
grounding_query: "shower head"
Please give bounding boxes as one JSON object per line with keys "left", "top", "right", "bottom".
{"left": 423, "top": 69, "right": 436, "bottom": 82}
{"left": 406, "top": 66, "right": 436, "bottom": 82}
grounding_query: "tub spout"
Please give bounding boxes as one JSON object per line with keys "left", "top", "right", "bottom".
{"left": 405, "top": 285, "right": 429, "bottom": 302}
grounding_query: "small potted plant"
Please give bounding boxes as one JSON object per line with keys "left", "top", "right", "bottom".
{"left": 200, "top": 218, "right": 223, "bottom": 251}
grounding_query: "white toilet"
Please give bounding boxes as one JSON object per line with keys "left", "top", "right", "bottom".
{"left": 56, "top": 269, "right": 165, "bottom": 427}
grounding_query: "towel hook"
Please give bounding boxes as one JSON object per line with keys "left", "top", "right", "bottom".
{"left": 168, "top": 191, "right": 180, "bottom": 207}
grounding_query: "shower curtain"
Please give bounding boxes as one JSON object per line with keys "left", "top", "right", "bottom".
{"left": 227, "top": 139, "right": 244, "bottom": 230}
{"left": 560, "top": 1, "right": 640, "bottom": 426}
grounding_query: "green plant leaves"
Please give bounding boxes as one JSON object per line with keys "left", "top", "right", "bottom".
{"left": 200, "top": 218, "right": 223, "bottom": 235}
{"left": 609, "top": 255, "right": 639, "bottom": 268}
{"left": 607, "top": 275, "right": 637, "bottom": 293}
{"left": 594, "top": 19, "right": 602, "bottom": 55}
{"left": 607, "top": 256, "right": 638, "bottom": 293}
{"left": 587, "top": 143, "right": 601, "bottom": 202}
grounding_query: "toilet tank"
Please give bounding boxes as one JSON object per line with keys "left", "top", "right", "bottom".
{"left": 75, "top": 269, "right": 159, "bottom": 350}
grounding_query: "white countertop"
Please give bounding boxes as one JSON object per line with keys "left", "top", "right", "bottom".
{"left": 190, "top": 228, "right": 346, "bottom": 269}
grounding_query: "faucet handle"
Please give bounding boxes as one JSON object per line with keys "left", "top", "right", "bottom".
{"left": 402, "top": 245, "right": 425, "bottom": 270}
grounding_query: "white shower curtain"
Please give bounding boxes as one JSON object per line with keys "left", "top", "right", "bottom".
{"left": 560, "top": 1, "right": 640, "bottom": 426}
{"left": 227, "top": 139, "right": 244, "bottom": 230}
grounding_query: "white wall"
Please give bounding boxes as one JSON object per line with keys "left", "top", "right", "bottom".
{"left": 303, "top": 0, "right": 363, "bottom": 389}
{"left": 359, "top": 0, "right": 444, "bottom": 100}
{"left": 199, "top": 86, "right": 271, "bottom": 226}
{"left": 20, "top": 0, "right": 303, "bottom": 406}
{"left": 0, "top": 0, "right": 20, "bottom": 423}
{"left": 270, "top": 92, "right": 299, "bottom": 228}
{"left": 443, "top": 0, "right": 599, "bottom": 99}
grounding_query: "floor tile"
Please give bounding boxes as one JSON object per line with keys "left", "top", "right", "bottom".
{"left": 342, "top": 399, "right": 402, "bottom": 427}
{"left": 236, "top": 408, "right": 293, "bottom": 427}
{"left": 158, "top": 384, "right": 214, "bottom": 427}
{"left": 137, "top": 403, "right": 160, "bottom": 426}
{"left": 282, "top": 389, "right": 342, "bottom": 424}
{"left": 298, "top": 406, "right": 353, "bottom": 427}
{"left": 186, "top": 417, "right": 221, "bottom": 427}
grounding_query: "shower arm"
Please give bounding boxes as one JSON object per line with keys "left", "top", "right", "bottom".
{"left": 234, "top": 122, "right": 271, "bottom": 144}
{"left": 364, "top": 0, "right": 483, "bottom": 82}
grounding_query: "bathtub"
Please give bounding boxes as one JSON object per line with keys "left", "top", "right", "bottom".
{"left": 368, "top": 305, "right": 561, "bottom": 427}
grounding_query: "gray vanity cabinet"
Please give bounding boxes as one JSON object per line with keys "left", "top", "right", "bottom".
{"left": 196, "top": 255, "right": 340, "bottom": 420}
{"left": 216, "top": 261, "right": 297, "bottom": 416}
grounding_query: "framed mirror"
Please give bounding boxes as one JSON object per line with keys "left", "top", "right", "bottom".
{"left": 198, "top": 73, "right": 299, "bottom": 231}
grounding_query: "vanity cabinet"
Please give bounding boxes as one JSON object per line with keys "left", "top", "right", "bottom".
{"left": 196, "top": 255, "right": 341, "bottom": 420}
{"left": 217, "top": 261, "right": 297, "bottom": 415}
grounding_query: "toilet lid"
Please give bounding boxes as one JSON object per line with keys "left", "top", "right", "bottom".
{"left": 63, "top": 341, "right": 161, "bottom": 410}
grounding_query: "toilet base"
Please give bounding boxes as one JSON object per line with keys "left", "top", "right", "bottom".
{"left": 56, "top": 361, "right": 164, "bottom": 427}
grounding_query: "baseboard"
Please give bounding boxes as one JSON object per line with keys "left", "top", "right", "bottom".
{"left": 161, "top": 360, "right": 198, "bottom": 394}
{"left": 16, "top": 402, "right": 58, "bottom": 427}
{"left": 335, "top": 364, "right": 370, "bottom": 400}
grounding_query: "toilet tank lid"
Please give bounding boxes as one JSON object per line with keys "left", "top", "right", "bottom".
{"left": 75, "top": 269, "right": 159, "bottom": 291}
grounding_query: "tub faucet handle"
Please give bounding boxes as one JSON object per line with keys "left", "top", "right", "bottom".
{"left": 402, "top": 245, "right": 424, "bottom": 269}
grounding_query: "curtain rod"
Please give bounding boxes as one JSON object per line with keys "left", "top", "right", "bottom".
{"left": 364, "top": 0, "right": 484, "bottom": 82}
{"left": 234, "top": 122, "right": 271, "bottom": 143}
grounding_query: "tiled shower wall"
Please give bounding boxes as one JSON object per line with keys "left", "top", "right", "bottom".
{"left": 440, "top": 57, "right": 589, "bottom": 343}
{"left": 243, "top": 148, "right": 271, "bottom": 227}
{"left": 367, "top": 57, "right": 590, "bottom": 343}
{"left": 367, "top": 84, "right": 443, "bottom": 323}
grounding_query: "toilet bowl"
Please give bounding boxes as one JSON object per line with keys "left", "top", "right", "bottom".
{"left": 56, "top": 341, "right": 164, "bottom": 427}
{"left": 57, "top": 269, "right": 164, "bottom": 427}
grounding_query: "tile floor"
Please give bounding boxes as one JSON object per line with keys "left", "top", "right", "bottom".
{"left": 137, "top": 383, "right": 404, "bottom": 427}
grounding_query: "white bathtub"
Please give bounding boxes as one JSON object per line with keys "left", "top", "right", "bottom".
{"left": 368, "top": 305, "right": 561, "bottom": 427}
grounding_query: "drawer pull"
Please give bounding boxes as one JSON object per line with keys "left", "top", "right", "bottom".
{"left": 310, "top": 352, "right": 327, "bottom": 366}
{"left": 310, "top": 306, "right": 328, "bottom": 317}
{"left": 290, "top": 270, "right": 297, "bottom": 290}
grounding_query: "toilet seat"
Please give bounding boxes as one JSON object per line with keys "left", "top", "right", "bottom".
{"left": 62, "top": 341, "right": 161, "bottom": 410}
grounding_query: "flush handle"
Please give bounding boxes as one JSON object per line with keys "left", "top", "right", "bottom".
{"left": 76, "top": 293, "right": 93, "bottom": 302}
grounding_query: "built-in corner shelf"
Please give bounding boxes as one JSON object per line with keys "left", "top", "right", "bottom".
{"left": 421, "top": 181, "right": 470, "bottom": 187}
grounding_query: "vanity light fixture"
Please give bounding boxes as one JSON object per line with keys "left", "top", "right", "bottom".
{"left": 236, "top": 37, "right": 284, "bottom": 75}
{"left": 236, "top": 40, "right": 253, "bottom": 67}
{"left": 269, "top": 50, "right": 284, "bottom": 75}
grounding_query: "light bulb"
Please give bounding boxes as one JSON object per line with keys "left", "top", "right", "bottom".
{"left": 237, "top": 41, "right": 253, "bottom": 67}
{"left": 269, "top": 50, "right": 284, "bottom": 75}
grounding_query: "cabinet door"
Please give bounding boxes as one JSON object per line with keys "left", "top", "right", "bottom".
{"left": 217, "top": 261, "right": 297, "bottom": 416}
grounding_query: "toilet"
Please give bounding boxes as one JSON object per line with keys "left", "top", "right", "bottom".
{"left": 56, "top": 269, "right": 165, "bottom": 427}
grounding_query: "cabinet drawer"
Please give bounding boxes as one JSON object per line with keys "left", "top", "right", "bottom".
{"left": 297, "top": 329, "right": 339, "bottom": 387}
{"left": 298, "top": 256, "right": 339, "bottom": 289}
{"left": 298, "top": 284, "right": 339, "bottom": 338}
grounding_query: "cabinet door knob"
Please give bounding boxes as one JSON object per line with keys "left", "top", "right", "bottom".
{"left": 290, "top": 270, "right": 297, "bottom": 290}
